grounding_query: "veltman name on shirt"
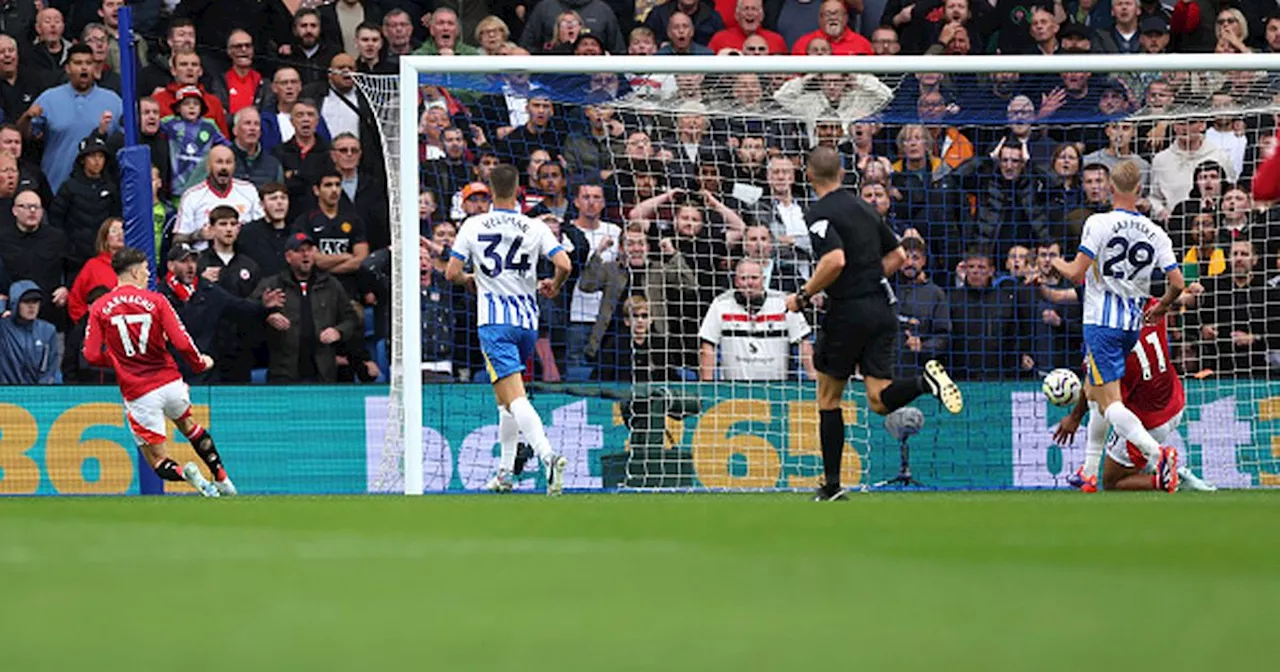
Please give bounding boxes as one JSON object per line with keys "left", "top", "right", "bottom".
{"left": 99, "top": 294, "right": 155, "bottom": 315}
{"left": 478, "top": 213, "right": 530, "bottom": 232}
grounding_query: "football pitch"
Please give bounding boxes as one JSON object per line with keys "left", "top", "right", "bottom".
{"left": 1, "top": 492, "right": 1275, "bottom": 671}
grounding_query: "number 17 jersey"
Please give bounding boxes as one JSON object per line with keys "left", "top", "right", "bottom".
{"left": 1078, "top": 208, "right": 1177, "bottom": 331}
{"left": 451, "top": 208, "right": 564, "bottom": 330}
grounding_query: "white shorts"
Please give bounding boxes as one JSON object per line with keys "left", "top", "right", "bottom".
{"left": 123, "top": 379, "right": 193, "bottom": 446}
{"left": 1105, "top": 410, "right": 1183, "bottom": 471}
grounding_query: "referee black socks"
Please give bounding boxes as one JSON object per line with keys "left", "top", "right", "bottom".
{"left": 819, "top": 408, "right": 844, "bottom": 489}
{"left": 881, "top": 377, "right": 927, "bottom": 413}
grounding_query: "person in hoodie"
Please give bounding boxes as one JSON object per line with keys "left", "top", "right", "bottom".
{"left": 48, "top": 135, "right": 121, "bottom": 277}
{"left": 520, "top": 0, "right": 627, "bottom": 55}
{"left": 0, "top": 281, "right": 60, "bottom": 384}
{"left": 161, "top": 85, "right": 232, "bottom": 197}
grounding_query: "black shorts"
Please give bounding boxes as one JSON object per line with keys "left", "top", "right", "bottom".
{"left": 813, "top": 296, "right": 898, "bottom": 381}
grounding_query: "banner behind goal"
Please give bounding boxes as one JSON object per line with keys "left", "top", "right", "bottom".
{"left": 354, "top": 54, "right": 1280, "bottom": 494}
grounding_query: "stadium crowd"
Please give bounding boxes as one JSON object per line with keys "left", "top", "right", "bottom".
{"left": 1, "top": 0, "right": 1279, "bottom": 387}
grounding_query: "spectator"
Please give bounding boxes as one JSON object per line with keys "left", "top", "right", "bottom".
{"left": 952, "top": 137, "right": 1052, "bottom": 254}
{"left": 239, "top": 182, "right": 292, "bottom": 278}
{"left": 136, "top": 17, "right": 200, "bottom": 98}
{"left": 772, "top": 73, "right": 894, "bottom": 144}
{"left": 50, "top": 136, "right": 120, "bottom": 274}
{"left": 528, "top": 160, "right": 571, "bottom": 221}
{"left": 1024, "top": 240, "right": 1082, "bottom": 371}
{"left": 0, "top": 34, "right": 49, "bottom": 122}
{"left": 414, "top": 7, "right": 480, "bottom": 55}
{"left": 791, "top": 1, "right": 873, "bottom": 55}
{"left": 1065, "top": 162, "right": 1113, "bottom": 246}
{"left": 871, "top": 25, "right": 902, "bottom": 55}
{"left": 381, "top": 8, "right": 421, "bottom": 56}
{"left": 648, "top": 0, "right": 724, "bottom": 47}
{"left": 1024, "top": 5, "right": 1061, "bottom": 55}
{"left": 1106, "top": 0, "right": 1143, "bottom": 53}
{"left": 565, "top": 183, "right": 622, "bottom": 375}
{"left": 67, "top": 216, "right": 123, "bottom": 323}
{"left": 150, "top": 48, "right": 230, "bottom": 138}
{"left": 292, "top": 168, "right": 370, "bottom": 300}
{"left": 496, "top": 93, "right": 564, "bottom": 167}
{"left": 0, "top": 190, "right": 69, "bottom": 329}
{"left": 578, "top": 223, "right": 696, "bottom": 362}
{"left": 708, "top": 0, "right": 785, "bottom": 53}
{"left": 522, "top": 0, "right": 626, "bottom": 55}
{"left": 210, "top": 29, "right": 267, "bottom": 116}
{"left": 0, "top": 281, "right": 59, "bottom": 384}
{"left": 1046, "top": 142, "right": 1084, "bottom": 214}
{"left": 274, "top": 98, "right": 333, "bottom": 224}
{"left": 698, "top": 259, "right": 814, "bottom": 381}
{"left": 0, "top": 126, "right": 49, "bottom": 207}
{"left": 894, "top": 236, "right": 951, "bottom": 376}
{"left": 739, "top": 224, "right": 804, "bottom": 294}
{"left": 284, "top": 9, "right": 342, "bottom": 86}
{"left": 195, "top": 205, "right": 271, "bottom": 382}
{"left": 1206, "top": 90, "right": 1247, "bottom": 177}
{"left": 329, "top": 132, "right": 390, "bottom": 250}
{"left": 251, "top": 232, "right": 362, "bottom": 383}
{"left": 656, "top": 11, "right": 714, "bottom": 55}
{"left": 475, "top": 15, "right": 512, "bottom": 55}
{"left": 95, "top": 96, "right": 170, "bottom": 192}
{"left": 98, "top": 0, "right": 145, "bottom": 75}
{"left": 23, "top": 8, "right": 72, "bottom": 87}
{"left": 1082, "top": 120, "right": 1152, "bottom": 193}
{"left": 260, "top": 67, "right": 327, "bottom": 153}
{"left": 80, "top": 23, "right": 121, "bottom": 95}
{"left": 948, "top": 246, "right": 1032, "bottom": 380}
{"left": 1180, "top": 202, "right": 1226, "bottom": 280}
{"left": 563, "top": 104, "right": 625, "bottom": 183}
{"left": 162, "top": 242, "right": 283, "bottom": 382}
{"left": 303, "top": 53, "right": 371, "bottom": 144}
{"left": 414, "top": 239, "right": 461, "bottom": 380}
{"left": 355, "top": 22, "right": 396, "bottom": 74}
{"left": 1195, "top": 239, "right": 1280, "bottom": 375}
{"left": 19, "top": 43, "right": 121, "bottom": 193}
{"left": 0, "top": 0, "right": 35, "bottom": 47}
{"left": 174, "top": 145, "right": 266, "bottom": 250}
{"left": 231, "top": 106, "right": 285, "bottom": 187}
{"left": 597, "top": 295, "right": 677, "bottom": 382}
{"left": 319, "top": 0, "right": 384, "bottom": 56}
{"left": 162, "top": 86, "right": 232, "bottom": 196}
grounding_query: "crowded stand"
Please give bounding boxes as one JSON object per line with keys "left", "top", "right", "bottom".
{"left": 1, "top": 0, "right": 1278, "bottom": 389}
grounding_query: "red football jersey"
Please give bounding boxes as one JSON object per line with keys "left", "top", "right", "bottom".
{"left": 83, "top": 285, "right": 207, "bottom": 401}
{"left": 1121, "top": 306, "right": 1185, "bottom": 428}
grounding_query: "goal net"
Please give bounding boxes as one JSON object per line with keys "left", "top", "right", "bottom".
{"left": 354, "top": 53, "right": 1280, "bottom": 494}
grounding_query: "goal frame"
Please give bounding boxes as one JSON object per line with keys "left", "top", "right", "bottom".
{"left": 393, "top": 52, "right": 1280, "bottom": 495}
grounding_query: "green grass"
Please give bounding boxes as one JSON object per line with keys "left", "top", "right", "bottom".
{"left": 1, "top": 492, "right": 1277, "bottom": 671}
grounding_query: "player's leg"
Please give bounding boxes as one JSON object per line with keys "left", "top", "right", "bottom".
{"left": 484, "top": 407, "right": 518, "bottom": 492}
{"left": 1084, "top": 326, "right": 1177, "bottom": 491}
{"left": 167, "top": 382, "right": 236, "bottom": 496}
{"left": 1101, "top": 454, "right": 1152, "bottom": 491}
{"left": 484, "top": 326, "right": 566, "bottom": 495}
{"left": 860, "top": 307, "right": 961, "bottom": 416}
{"left": 815, "top": 370, "right": 851, "bottom": 501}
{"left": 1071, "top": 384, "right": 1109, "bottom": 492}
{"left": 1145, "top": 411, "right": 1216, "bottom": 492}
{"left": 126, "top": 386, "right": 218, "bottom": 497}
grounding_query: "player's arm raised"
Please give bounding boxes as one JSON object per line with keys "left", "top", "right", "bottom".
{"left": 1145, "top": 266, "right": 1184, "bottom": 324}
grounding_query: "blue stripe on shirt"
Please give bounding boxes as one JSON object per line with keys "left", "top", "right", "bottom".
{"left": 449, "top": 250, "right": 468, "bottom": 262}
{"left": 1102, "top": 291, "right": 1112, "bottom": 328}
{"left": 546, "top": 245, "right": 564, "bottom": 260}
{"left": 1162, "top": 262, "right": 1178, "bottom": 272}
{"left": 1079, "top": 245, "right": 1096, "bottom": 259}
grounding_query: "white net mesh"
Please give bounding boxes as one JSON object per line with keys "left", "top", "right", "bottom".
{"left": 355, "top": 55, "right": 1280, "bottom": 491}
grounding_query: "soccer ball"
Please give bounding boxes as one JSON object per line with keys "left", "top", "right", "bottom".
{"left": 1042, "top": 369, "right": 1082, "bottom": 407}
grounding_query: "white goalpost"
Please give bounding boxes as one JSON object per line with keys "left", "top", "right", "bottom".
{"left": 356, "top": 53, "right": 1280, "bottom": 495}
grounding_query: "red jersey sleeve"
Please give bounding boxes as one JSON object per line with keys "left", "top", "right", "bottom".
{"left": 82, "top": 307, "right": 110, "bottom": 368}
{"left": 1253, "top": 132, "right": 1280, "bottom": 201}
{"left": 159, "top": 296, "right": 207, "bottom": 372}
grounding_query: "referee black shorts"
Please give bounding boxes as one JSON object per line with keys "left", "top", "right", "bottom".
{"left": 813, "top": 296, "right": 898, "bottom": 381}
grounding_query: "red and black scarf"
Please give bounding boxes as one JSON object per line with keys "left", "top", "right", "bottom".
{"left": 165, "top": 272, "right": 195, "bottom": 302}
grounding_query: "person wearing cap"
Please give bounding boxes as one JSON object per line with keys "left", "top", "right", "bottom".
{"left": 160, "top": 241, "right": 285, "bottom": 383}
{"left": 149, "top": 47, "right": 230, "bottom": 137}
{"left": 49, "top": 134, "right": 121, "bottom": 274}
{"left": 455, "top": 181, "right": 492, "bottom": 221}
{"left": 161, "top": 84, "right": 232, "bottom": 196}
{"left": 0, "top": 280, "right": 60, "bottom": 384}
{"left": 1139, "top": 14, "right": 1171, "bottom": 53}
{"left": 251, "top": 231, "right": 362, "bottom": 382}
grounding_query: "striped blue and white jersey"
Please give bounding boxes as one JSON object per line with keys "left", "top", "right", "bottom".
{"left": 451, "top": 208, "right": 564, "bottom": 330}
{"left": 1078, "top": 209, "right": 1177, "bottom": 331}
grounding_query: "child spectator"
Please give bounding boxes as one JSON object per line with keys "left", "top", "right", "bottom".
{"left": 162, "top": 86, "right": 230, "bottom": 196}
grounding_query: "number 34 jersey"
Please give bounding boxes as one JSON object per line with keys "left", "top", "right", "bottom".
{"left": 1078, "top": 208, "right": 1178, "bottom": 331}
{"left": 83, "top": 285, "right": 208, "bottom": 401}
{"left": 451, "top": 208, "right": 564, "bottom": 330}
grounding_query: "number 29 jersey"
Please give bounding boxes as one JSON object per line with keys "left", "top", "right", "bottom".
{"left": 1078, "top": 208, "right": 1178, "bottom": 331}
{"left": 451, "top": 208, "right": 564, "bottom": 330}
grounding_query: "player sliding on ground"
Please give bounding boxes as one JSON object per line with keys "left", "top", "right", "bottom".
{"left": 785, "top": 147, "right": 963, "bottom": 502}
{"left": 1054, "top": 298, "right": 1215, "bottom": 492}
{"left": 446, "top": 164, "right": 574, "bottom": 495}
{"left": 1052, "top": 160, "right": 1185, "bottom": 493}
{"left": 82, "top": 247, "right": 235, "bottom": 497}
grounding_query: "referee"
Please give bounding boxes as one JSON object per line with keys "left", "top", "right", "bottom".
{"left": 786, "top": 147, "right": 964, "bottom": 501}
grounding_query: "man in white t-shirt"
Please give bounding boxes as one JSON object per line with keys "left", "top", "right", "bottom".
{"left": 565, "top": 183, "right": 621, "bottom": 377}
{"left": 699, "top": 259, "right": 814, "bottom": 381}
